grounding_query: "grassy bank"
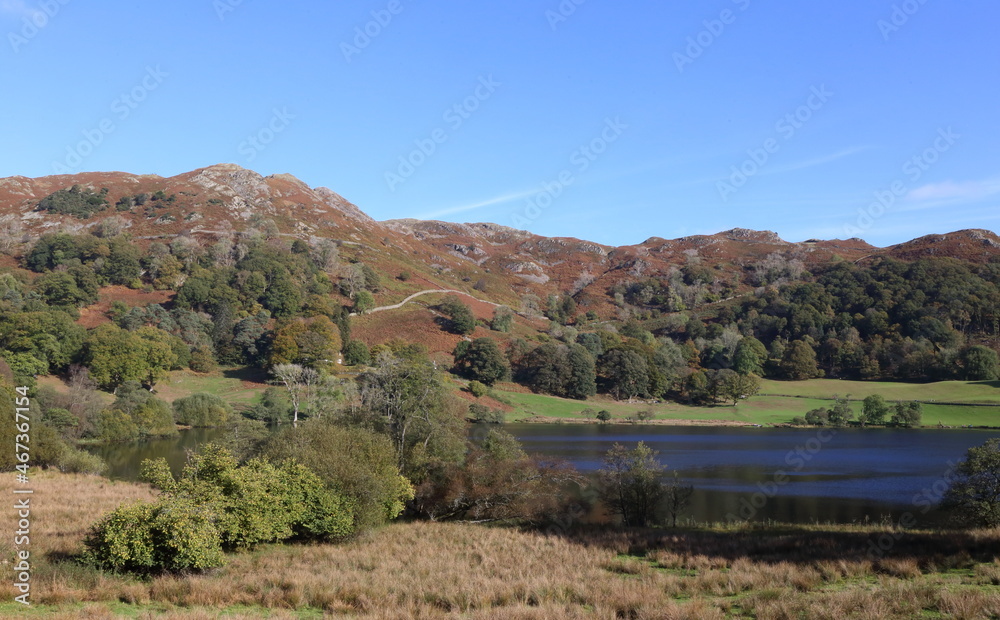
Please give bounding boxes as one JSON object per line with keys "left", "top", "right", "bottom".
{"left": 494, "top": 379, "right": 1000, "bottom": 428}
{"left": 4, "top": 473, "right": 1000, "bottom": 618}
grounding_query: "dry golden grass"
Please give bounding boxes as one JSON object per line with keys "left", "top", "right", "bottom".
{"left": 2, "top": 473, "right": 1000, "bottom": 618}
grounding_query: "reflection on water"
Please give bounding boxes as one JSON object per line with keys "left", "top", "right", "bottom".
{"left": 88, "top": 423, "right": 1000, "bottom": 525}
{"left": 500, "top": 424, "right": 1000, "bottom": 525}
{"left": 84, "top": 427, "right": 229, "bottom": 481}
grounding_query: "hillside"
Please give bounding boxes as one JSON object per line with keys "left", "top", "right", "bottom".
{"left": 3, "top": 165, "right": 998, "bottom": 325}
{"left": 3, "top": 165, "right": 1000, "bottom": 402}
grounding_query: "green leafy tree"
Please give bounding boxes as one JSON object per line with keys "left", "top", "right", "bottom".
{"left": 599, "top": 442, "right": 668, "bottom": 527}
{"left": 83, "top": 498, "right": 225, "bottom": 573}
{"left": 780, "top": 340, "right": 821, "bottom": 380}
{"left": 454, "top": 338, "right": 510, "bottom": 386}
{"left": 941, "top": 438, "right": 1000, "bottom": 527}
{"left": 862, "top": 394, "right": 890, "bottom": 425}
{"left": 84, "top": 324, "right": 148, "bottom": 390}
{"left": 353, "top": 290, "right": 375, "bottom": 315}
{"left": 358, "top": 350, "right": 466, "bottom": 477}
{"left": 959, "top": 345, "right": 1000, "bottom": 381}
{"left": 599, "top": 349, "right": 650, "bottom": 400}
{"left": 173, "top": 393, "right": 232, "bottom": 427}
{"left": 804, "top": 407, "right": 829, "bottom": 426}
{"left": 891, "top": 401, "right": 922, "bottom": 428}
{"left": 441, "top": 296, "right": 477, "bottom": 335}
{"left": 827, "top": 396, "right": 854, "bottom": 427}
{"left": 343, "top": 340, "right": 371, "bottom": 366}
{"left": 733, "top": 336, "right": 768, "bottom": 376}
{"left": 261, "top": 421, "right": 414, "bottom": 531}
{"left": 719, "top": 372, "right": 761, "bottom": 406}
{"left": 565, "top": 344, "right": 598, "bottom": 399}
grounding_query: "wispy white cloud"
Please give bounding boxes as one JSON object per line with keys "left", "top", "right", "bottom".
{"left": 761, "top": 145, "right": 872, "bottom": 176}
{"left": 416, "top": 188, "right": 539, "bottom": 220}
{"left": 906, "top": 177, "right": 1000, "bottom": 202}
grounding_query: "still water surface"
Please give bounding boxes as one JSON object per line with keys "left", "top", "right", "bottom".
{"left": 505, "top": 424, "right": 1000, "bottom": 524}
{"left": 89, "top": 424, "right": 1000, "bottom": 524}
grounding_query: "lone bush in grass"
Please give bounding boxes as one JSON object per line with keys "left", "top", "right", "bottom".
{"left": 172, "top": 393, "right": 232, "bottom": 427}
{"left": 467, "top": 380, "right": 488, "bottom": 398}
{"left": 83, "top": 499, "right": 225, "bottom": 573}
{"left": 86, "top": 444, "right": 356, "bottom": 573}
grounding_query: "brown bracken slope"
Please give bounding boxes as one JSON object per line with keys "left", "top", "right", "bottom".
{"left": 2, "top": 164, "right": 999, "bottom": 322}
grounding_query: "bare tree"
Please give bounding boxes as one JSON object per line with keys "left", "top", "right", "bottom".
{"left": 664, "top": 471, "right": 694, "bottom": 528}
{"left": 270, "top": 363, "right": 320, "bottom": 427}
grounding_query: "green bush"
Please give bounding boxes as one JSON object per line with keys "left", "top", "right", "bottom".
{"left": 57, "top": 447, "right": 107, "bottom": 475}
{"left": 96, "top": 409, "right": 139, "bottom": 443}
{"left": 261, "top": 421, "right": 414, "bottom": 532}
{"left": 172, "top": 393, "right": 232, "bottom": 427}
{"left": 343, "top": 340, "right": 371, "bottom": 366}
{"left": 84, "top": 499, "right": 224, "bottom": 573}
{"left": 468, "top": 380, "right": 488, "bottom": 398}
{"left": 144, "top": 444, "right": 357, "bottom": 549}
{"left": 90, "top": 443, "right": 358, "bottom": 574}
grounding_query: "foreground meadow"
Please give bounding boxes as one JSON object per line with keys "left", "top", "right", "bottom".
{"left": 3, "top": 473, "right": 1000, "bottom": 618}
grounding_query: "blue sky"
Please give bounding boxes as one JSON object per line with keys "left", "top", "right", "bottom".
{"left": 1, "top": 0, "right": 997, "bottom": 247}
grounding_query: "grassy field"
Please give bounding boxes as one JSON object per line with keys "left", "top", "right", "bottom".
{"left": 142, "top": 369, "right": 269, "bottom": 406}
{"left": 4, "top": 473, "right": 1000, "bottom": 619}
{"left": 758, "top": 378, "right": 1000, "bottom": 404}
{"left": 496, "top": 379, "right": 1000, "bottom": 428}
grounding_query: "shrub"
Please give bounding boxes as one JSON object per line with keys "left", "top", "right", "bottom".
{"left": 57, "top": 447, "right": 107, "bottom": 475}
{"left": 172, "top": 393, "right": 232, "bottom": 427}
{"left": 468, "top": 380, "right": 488, "bottom": 398}
{"left": 596, "top": 410, "right": 612, "bottom": 422}
{"left": 469, "top": 403, "right": 505, "bottom": 424}
{"left": 99, "top": 444, "right": 358, "bottom": 573}
{"left": 343, "top": 340, "right": 371, "bottom": 366}
{"left": 261, "top": 421, "right": 414, "bottom": 532}
{"left": 84, "top": 498, "right": 225, "bottom": 573}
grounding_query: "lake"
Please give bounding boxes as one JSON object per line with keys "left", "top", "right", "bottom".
{"left": 90, "top": 423, "right": 1000, "bottom": 525}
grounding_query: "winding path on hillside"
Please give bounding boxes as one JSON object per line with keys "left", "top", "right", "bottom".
{"left": 350, "top": 289, "right": 501, "bottom": 317}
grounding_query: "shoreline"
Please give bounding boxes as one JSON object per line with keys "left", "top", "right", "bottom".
{"left": 504, "top": 416, "right": 1000, "bottom": 430}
